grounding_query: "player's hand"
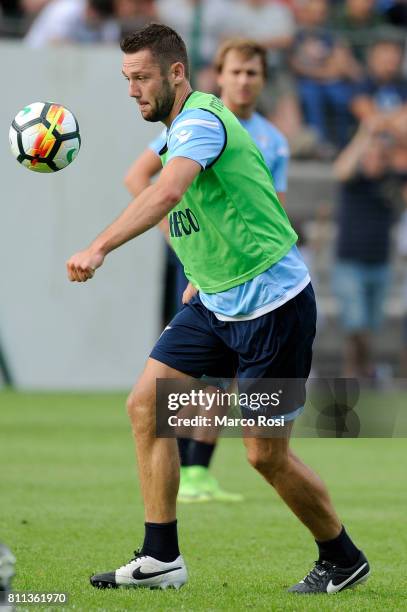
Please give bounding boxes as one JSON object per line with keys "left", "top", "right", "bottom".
{"left": 182, "top": 282, "right": 198, "bottom": 304}
{"left": 362, "top": 114, "right": 387, "bottom": 136}
{"left": 66, "top": 248, "right": 105, "bottom": 282}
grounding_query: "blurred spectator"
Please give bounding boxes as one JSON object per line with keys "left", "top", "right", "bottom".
{"left": 0, "top": 0, "right": 54, "bottom": 37}
{"left": 332, "top": 120, "right": 402, "bottom": 377}
{"left": 116, "top": 0, "right": 157, "bottom": 37}
{"left": 377, "top": 0, "right": 407, "bottom": 26}
{"left": 0, "top": 0, "right": 22, "bottom": 16}
{"left": 391, "top": 136, "right": 407, "bottom": 375}
{"left": 224, "top": 1, "right": 307, "bottom": 152}
{"left": 0, "top": 0, "right": 24, "bottom": 36}
{"left": 25, "top": 0, "right": 119, "bottom": 47}
{"left": 396, "top": 180, "right": 407, "bottom": 376}
{"left": 332, "top": 0, "right": 386, "bottom": 63}
{"left": 227, "top": 0, "right": 296, "bottom": 54}
{"left": 351, "top": 38, "right": 407, "bottom": 141}
{"left": 156, "top": 0, "right": 231, "bottom": 90}
{"left": 291, "top": 0, "right": 361, "bottom": 152}
{"left": 21, "top": 0, "right": 52, "bottom": 15}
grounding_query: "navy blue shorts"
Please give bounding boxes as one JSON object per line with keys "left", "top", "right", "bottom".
{"left": 151, "top": 283, "right": 317, "bottom": 420}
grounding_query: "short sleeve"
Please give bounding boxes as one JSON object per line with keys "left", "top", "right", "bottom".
{"left": 271, "top": 136, "right": 290, "bottom": 193}
{"left": 166, "top": 109, "right": 225, "bottom": 169}
{"left": 149, "top": 128, "right": 167, "bottom": 155}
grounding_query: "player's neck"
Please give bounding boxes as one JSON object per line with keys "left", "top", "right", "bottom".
{"left": 164, "top": 82, "right": 193, "bottom": 127}
{"left": 222, "top": 96, "right": 254, "bottom": 120}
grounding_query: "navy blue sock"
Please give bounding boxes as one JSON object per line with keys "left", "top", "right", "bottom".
{"left": 189, "top": 440, "right": 216, "bottom": 468}
{"left": 177, "top": 437, "right": 192, "bottom": 466}
{"left": 316, "top": 526, "right": 360, "bottom": 567}
{"left": 141, "top": 520, "right": 180, "bottom": 562}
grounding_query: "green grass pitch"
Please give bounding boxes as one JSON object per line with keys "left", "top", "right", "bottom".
{"left": 1, "top": 390, "right": 406, "bottom": 611}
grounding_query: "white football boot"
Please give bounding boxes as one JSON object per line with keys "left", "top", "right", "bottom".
{"left": 90, "top": 550, "right": 187, "bottom": 590}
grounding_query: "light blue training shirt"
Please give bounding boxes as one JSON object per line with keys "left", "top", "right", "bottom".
{"left": 149, "top": 107, "right": 310, "bottom": 320}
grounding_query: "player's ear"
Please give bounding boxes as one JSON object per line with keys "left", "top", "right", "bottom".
{"left": 171, "top": 62, "right": 185, "bottom": 84}
{"left": 216, "top": 70, "right": 224, "bottom": 89}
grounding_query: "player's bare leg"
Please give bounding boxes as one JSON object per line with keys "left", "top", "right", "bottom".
{"left": 244, "top": 431, "right": 369, "bottom": 593}
{"left": 244, "top": 432, "right": 341, "bottom": 540}
{"left": 126, "top": 357, "right": 192, "bottom": 522}
{"left": 90, "top": 357, "right": 191, "bottom": 589}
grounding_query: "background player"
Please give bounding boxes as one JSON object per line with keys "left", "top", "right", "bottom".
{"left": 67, "top": 24, "right": 369, "bottom": 595}
{"left": 125, "top": 38, "right": 290, "bottom": 503}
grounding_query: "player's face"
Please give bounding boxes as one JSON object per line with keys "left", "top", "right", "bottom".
{"left": 122, "top": 49, "right": 176, "bottom": 122}
{"left": 218, "top": 51, "right": 265, "bottom": 108}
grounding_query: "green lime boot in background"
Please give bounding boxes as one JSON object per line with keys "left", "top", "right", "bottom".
{"left": 178, "top": 466, "right": 243, "bottom": 503}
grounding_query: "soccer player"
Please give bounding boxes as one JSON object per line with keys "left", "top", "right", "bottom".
{"left": 67, "top": 24, "right": 370, "bottom": 594}
{"left": 125, "top": 38, "right": 290, "bottom": 503}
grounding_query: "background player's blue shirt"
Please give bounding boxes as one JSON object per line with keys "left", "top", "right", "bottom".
{"left": 239, "top": 112, "right": 289, "bottom": 193}
{"left": 149, "top": 107, "right": 309, "bottom": 320}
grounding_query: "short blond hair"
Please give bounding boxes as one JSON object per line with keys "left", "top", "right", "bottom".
{"left": 214, "top": 38, "right": 268, "bottom": 78}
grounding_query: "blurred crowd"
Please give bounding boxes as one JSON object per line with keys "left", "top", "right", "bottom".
{"left": 0, "top": 0, "right": 407, "bottom": 160}
{"left": 1, "top": 0, "right": 407, "bottom": 377}
{"left": 1, "top": 0, "right": 406, "bottom": 158}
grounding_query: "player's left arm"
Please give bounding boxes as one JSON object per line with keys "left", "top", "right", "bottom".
{"left": 124, "top": 148, "right": 162, "bottom": 198}
{"left": 66, "top": 157, "right": 200, "bottom": 282}
{"left": 124, "top": 147, "right": 172, "bottom": 242}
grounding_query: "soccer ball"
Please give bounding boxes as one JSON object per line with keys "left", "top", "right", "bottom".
{"left": 9, "top": 102, "right": 81, "bottom": 173}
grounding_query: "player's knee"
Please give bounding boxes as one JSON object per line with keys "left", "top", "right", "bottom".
{"left": 126, "top": 389, "right": 154, "bottom": 435}
{"left": 246, "top": 443, "right": 288, "bottom": 480}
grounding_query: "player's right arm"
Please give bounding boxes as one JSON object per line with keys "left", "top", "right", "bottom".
{"left": 66, "top": 109, "right": 224, "bottom": 283}
{"left": 125, "top": 148, "right": 195, "bottom": 302}
{"left": 66, "top": 156, "right": 201, "bottom": 282}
